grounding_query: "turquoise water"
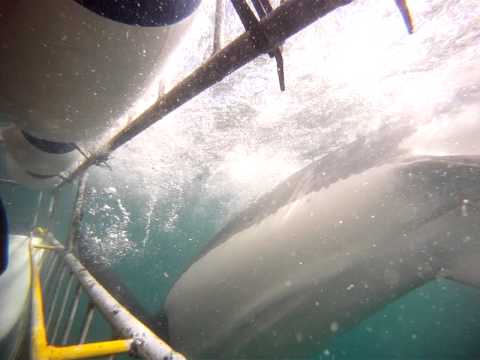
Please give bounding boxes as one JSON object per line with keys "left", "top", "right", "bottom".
{"left": 1, "top": 0, "right": 480, "bottom": 357}
{"left": 321, "top": 279, "right": 480, "bottom": 359}
{"left": 2, "top": 144, "right": 480, "bottom": 360}
{"left": 75, "top": 164, "right": 480, "bottom": 359}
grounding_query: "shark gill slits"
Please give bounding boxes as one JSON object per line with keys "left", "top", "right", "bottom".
{"left": 22, "top": 130, "right": 77, "bottom": 154}
{"left": 25, "top": 171, "right": 58, "bottom": 180}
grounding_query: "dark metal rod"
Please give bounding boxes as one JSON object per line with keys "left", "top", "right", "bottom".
{"left": 395, "top": 0, "right": 414, "bottom": 33}
{"left": 251, "top": 0, "right": 268, "bottom": 18}
{"left": 259, "top": 0, "right": 274, "bottom": 13}
{"left": 55, "top": 0, "right": 355, "bottom": 188}
{"left": 231, "top": 0, "right": 260, "bottom": 31}
{"left": 51, "top": 271, "right": 75, "bottom": 344}
{"left": 274, "top": 48, "right": 285, "bottom": 91}
{"left": 213, "top": 0, "right": 225, "bottom": 54}
{"left": 62, "top": 283, "right": 82, "bottom": 345}
{"left": 65, "top": 173, "right": 88, "bottom": 250}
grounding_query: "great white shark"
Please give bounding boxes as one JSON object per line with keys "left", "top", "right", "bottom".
{"left": 78, "top": 135, "right": 480, "bottom": 359}
{"left": 164, "top": 148, "right": 480, "bottom": 358}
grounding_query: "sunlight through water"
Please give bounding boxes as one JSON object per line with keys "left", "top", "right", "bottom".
{"left": 80, "top": 0, "right": 480, "bottom": 328}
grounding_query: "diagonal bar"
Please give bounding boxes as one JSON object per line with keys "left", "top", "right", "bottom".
{"left": 55, "top": 0, "right": 355, "bottom": 189}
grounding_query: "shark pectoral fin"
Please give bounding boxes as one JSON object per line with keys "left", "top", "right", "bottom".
{"left": 441, "top": 253, "right": 480, "bottom": 289}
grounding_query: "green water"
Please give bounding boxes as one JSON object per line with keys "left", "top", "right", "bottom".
{"left": 80, "top": 166, "right": 480, "bottom": 359}
{"left": 320, "top": 279, "right": 480, "bottom": 360}
{"left": 2, "top": 155, "right": 480, "bottom": 359}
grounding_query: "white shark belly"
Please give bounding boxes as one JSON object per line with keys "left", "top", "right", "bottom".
{"left": 165, "top": 157, "right": 480, "bottom": 358}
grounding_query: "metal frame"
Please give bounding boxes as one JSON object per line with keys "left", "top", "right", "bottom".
{"left": 55, "top": 0, "right": 358, "bottom": 188}
{"left": 31, "top": 242, "right": 132, "bottom": 360}
{"left": 27, "top": 3, "right": 416, "bottom": 358}
{"left": 30, "top": 234, "right": 185, "bottom": 360}
{"left": 213, "top": 0, "right": 225, "bottom": 54}
{"left": 66, "top": 173, "right": 88, "bottom": 250}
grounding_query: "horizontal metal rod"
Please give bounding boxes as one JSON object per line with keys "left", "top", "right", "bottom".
{"left": 48, "top": 236, "right": 185, "bottom": 360}
{"left": 0, "top": 177, "right": 19, "bottom": 185}
{"left": 56, "top": 0, "right": 354, "bottom": 188}
{"left": 33, "top": 244, "right": 64, "bottom": 251}
{"left": 48, "top": 339, "right": 132, "bottom": 360}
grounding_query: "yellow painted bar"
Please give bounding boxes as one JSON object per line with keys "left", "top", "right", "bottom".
{"left": 33, "top": 226, "right": 48, "bottom": 238}
{"left": 31, "top": 243, "right": 132, "bottom": 360}
{"left": 31, "top": 247, "right": 50, "bottom": 360}
{"left": 33, "top": 244, "right": 63, "bottom": 251}
{"left": 47, "top": 339, "right": 132, "bottom": 360}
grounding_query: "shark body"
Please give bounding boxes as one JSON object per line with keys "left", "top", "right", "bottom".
{"left": 165, "top": 153, "right": 480, "bottom": 358}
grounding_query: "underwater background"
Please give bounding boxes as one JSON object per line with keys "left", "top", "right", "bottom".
{"left": 1, "top": 160, "right": 480, "bottom": 359}
{"left": 1, "top": 0, "right": 480, "bottom": 358}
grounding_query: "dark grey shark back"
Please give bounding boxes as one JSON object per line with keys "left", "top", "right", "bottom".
{"left": 165, "top": 147, "right": 480, "bottom": 358}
